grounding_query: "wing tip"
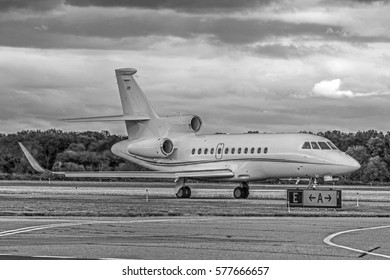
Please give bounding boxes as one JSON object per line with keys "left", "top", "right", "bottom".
{"left": 18, "top": 142, "right": 50, "bottom": 174}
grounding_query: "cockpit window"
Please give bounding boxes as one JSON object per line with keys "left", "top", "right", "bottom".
{"left": 302, "top": 142, "right": 311, "bottom": 149}
{"left": 327, "top": 141, "right": 338, "bottom": 150}
{"left": 318, "top": 142, "right": 331, "bottom": 150}
{"left": 311, "top": 142, "right": 320, "bottom": 149}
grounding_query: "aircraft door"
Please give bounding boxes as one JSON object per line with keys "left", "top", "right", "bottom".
{"left": 216, "top": 143, "right": 224, "bottom": 160}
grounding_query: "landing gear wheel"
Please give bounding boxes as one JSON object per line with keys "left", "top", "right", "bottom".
{"left": 183, "top": 186, "right": 191, "bottom": 198}
{"left": 234, "top": 187, "right": 244, "bottom": 199}
{"left": 176, "top": 187, "right": 185, "bottom": 198}
{"left": 176, "top": 186, "right": 191, "bottom": 198}
{"left": 242, "top": 187, "right": 249, "bottom": 199}
{"left": 234, "top": 183, "right": 250, "bottom": 199}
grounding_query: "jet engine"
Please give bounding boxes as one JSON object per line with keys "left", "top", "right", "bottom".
{"left": 161, "top": 114, "right": 202, "bottom": 133}
{"left": 127, "top": 138, "right": 174, "bottom": 158}
{"left": 188, "top": 115, "right": 202, "bottom": 132}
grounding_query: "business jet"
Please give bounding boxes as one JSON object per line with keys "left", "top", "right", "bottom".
{"left": 19, "top": 68, "right": 360, "bottom": 199}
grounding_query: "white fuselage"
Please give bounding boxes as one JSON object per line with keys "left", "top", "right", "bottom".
{"left": 112, "top": 132, "right": 360, "bottom": 182}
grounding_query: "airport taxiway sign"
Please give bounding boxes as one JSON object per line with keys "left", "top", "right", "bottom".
{"left": 287, "top": 189, "right": 342, "bottom": 208}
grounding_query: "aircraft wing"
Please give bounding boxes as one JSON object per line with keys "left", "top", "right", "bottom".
{"left": 18, "top": 143, "right": 234, "bottom": 180}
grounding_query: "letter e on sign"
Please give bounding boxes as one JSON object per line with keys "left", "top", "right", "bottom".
{"left": 287, "top": 189, "right": 303, "bottom": 207}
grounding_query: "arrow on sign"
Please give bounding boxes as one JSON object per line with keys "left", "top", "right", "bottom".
{"left": 309, "top": 194, "right": 316, "bottom": 201}
{"left": 326, "top": 195, "right": 332, "bottom": 202}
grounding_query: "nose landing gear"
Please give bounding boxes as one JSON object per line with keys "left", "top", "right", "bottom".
{"left": 307, "top": 177, "right": 319, "bottom": 189}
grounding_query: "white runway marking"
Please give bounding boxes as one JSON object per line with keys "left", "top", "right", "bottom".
{"left": 0, "top": 217, "right": 214, "bottom": 237}
{"left": 0, "top": 217, "right": 216, "bottom": 259}
{"left": 324, "top": 224, "right": 390, "bottom": 259}
{"left": 0, "top": 222, "right": 95, "bottom": 237}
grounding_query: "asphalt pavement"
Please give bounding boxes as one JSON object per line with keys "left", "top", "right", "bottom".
{"left": 0, "top": 216, "right": 389, "bottom": 259}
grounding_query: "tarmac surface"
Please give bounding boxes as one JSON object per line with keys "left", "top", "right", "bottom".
{"left": 0, "top": 216, "right": 389, "bottom": 260}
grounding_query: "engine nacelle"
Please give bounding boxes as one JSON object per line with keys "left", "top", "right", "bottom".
{"left": 189, "top": 115, "right": 202, "bottom": 132}
{"left": 127, "top": 138, "right": 174, "bottom": 158}
{"left": 161, "top": 114, "right": 202, "bottom": 133}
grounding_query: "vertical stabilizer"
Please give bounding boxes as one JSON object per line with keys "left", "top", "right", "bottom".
{"left": 115, "top": 68, "right": 160, "bottom": 139}
{"left": 115, "top": 68, "right": 159, "bottom": 119}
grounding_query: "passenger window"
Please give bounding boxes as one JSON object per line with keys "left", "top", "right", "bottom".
{"left": 198, "top": 148, "right": 202, "bottom": 154}
{"left": 250, "top": 147, "right": 254, "bottom": 154}
{"left": 204, "top": 148, "right": 208, "bottom": 154}
{"left": 192, "top": 148, "right": 195, "bottom": 155}
{"left": 257, "top": 147, "right": 261, "bottom": 154}
{"left": 244, "top": 148, "right": 248, "bottom": 154}
{"left": 264, "top": 147, "right": 268, "bottom": 154}
{"left": 238, "top": 148, "right": 241, "bottom": 154}
{"left": 302, "top": 142, "right": 311, "bottom": 149}
{"left": 318, "top": 142, "right": 331, "bottom": 150}
{"left": 231, "top": 148, "right": 235, "bottom": 154}
{"left": 217, "top": 148, "right": 221, "bottom": 154}
{"left": 211, "top": 148, "right": 215, "bottom": 154}
{"left": 311, "top": 142, "right": 320, "bottom": 149}
{"left": 327, "top": 142, "right": 338, "bottom": 150}
{"left": 225, "top": 148, "right": 229, "bottom": 154}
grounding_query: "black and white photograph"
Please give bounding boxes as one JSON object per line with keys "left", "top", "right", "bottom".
{"left": 0, "top": 0, "right": 389, "bottom": 279}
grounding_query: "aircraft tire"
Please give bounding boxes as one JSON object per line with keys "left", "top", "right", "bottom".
{"left": 233, "top": 187, "right": 243, "bottom": 199}
{"left": 184, "top": 186, "right": 191, "bottom": 198}
{"left": 176, "top": 187, "right": 185, "bottom": 198}
{"left": 242, "top": 187, "right": 249, "bottom": 199}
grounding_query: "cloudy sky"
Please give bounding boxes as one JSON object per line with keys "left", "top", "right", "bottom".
{"left": 1, "top": 0, "right": 390, "bottom": 135}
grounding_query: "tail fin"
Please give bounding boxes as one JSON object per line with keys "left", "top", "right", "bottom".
{"left": 62, "top": 68, "right": 161, "bottom": 139}
{"left": 115, "top": 68, "right": 159, "bottom": 119}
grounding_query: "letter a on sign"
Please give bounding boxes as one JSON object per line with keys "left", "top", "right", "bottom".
{"left": 317, "top": 193, "right": 323, "bottom": 203}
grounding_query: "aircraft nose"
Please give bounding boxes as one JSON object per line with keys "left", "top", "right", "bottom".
{"left": 345, "top": 154, "right": 361, "bottom": 172}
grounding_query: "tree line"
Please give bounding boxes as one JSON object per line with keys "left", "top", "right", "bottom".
{"left": 0, "top": 129, "right": 389, "bottom": 183}
{"left": 0, "top": 129, "right": 145, "bottom": 180}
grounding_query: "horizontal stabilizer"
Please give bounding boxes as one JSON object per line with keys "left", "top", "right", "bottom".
{"left": 19, "top": 142, "right": 233, "bottom": 180}
{"left": 61, "top": 114, "right": 150, "bottom": 122}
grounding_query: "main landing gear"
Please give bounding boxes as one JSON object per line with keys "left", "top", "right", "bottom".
{"left": 307, "top": 177, "right": 319, "bottom": 189}
{"left": 175, "top": 178, "right": 191, "bottom": 198}
{"left": 176, "top": 186, "right": 191, "bottom": 198}
{"left": 174, "top": 179, "right": 250, "bottom": 199}
{"left": 233, "top": 182, "right": 250, "bottom": 199}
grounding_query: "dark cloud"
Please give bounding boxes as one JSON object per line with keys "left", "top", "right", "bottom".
{"left": 0, "top": 10, "right": 346, "bottom": 51}
{"left": 322, "top": 0, "right": 389, "bottom": 5}
{"left": 326, "top": 28, "right": 390, "bottom": 43}
{"left": 250, "top": 44, "right": 340, "bottom": 59}
{"left": 204, "top": 19, "right": 342, "bottom": 45}
{"left": 0, "top": 23, "right": 148, "bottom": 50}
{"left": 0, "top": 0, "right": 63, "bottom": 11}
{"left": 1, "top": 0, "right": 388, "bottom": 53}
{"left": 347, "top": 0, "right": 389, "bottom": 3}
{"left": 64, "top": 0, "right": 273, "bottom": 13}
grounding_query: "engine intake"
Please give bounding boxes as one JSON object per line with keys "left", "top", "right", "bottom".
{"left": 160, "top": 138, "right": 174, "bottom": 156}
{"left": 160, "top": 114, "right": 202, "bottom": 134}
{"left": 189, "top": 115, "right": 202, "bottom": 133}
